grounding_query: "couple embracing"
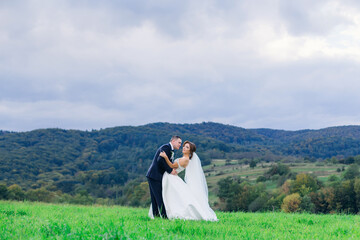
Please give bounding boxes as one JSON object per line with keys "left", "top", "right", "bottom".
{"left": 146, "top": 136, "right": 218, "bottom": 221}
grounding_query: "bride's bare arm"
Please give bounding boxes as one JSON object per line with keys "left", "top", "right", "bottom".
{"left": 160, "top": 151, "right": 179, "bottom": 168}
{"left": 179, "top": 157, "right": 190, "bottom": 168}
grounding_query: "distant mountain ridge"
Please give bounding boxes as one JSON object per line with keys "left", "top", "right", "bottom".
{"left": 143, "top": 123, "right": 360, "bottom": 158}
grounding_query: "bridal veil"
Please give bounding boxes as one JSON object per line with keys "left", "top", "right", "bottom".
{"left": 185, "top": 152, "right": 210, "bottom": 207}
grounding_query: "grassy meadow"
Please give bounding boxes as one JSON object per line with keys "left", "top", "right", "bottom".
{"left": 1, "top": 200, "right": 360, "bottom": 239}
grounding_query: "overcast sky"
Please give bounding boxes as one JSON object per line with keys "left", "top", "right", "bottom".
{"left": 1, "top": 0, "right": 360, "bottom": 132}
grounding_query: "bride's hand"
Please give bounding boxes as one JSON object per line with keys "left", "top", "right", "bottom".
{"left": 171, "top": 169, "right": 178, "bottom": 175}
{"left": 159, "top": 151, "right": 166, "bottom": 158}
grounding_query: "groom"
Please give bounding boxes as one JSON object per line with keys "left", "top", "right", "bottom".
{"left": 146, "top": 135, "right": 182, "bottom": 218}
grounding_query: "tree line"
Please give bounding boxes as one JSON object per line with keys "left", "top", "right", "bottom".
{"left": 216, "top": 163, "right": 360, "bottom": 214}
{"left": 2, "top": 161, "right": 360, "bottom": 215}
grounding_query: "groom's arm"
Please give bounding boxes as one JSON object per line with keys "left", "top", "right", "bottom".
{"left": 157, "top": 145, "right": 173, "bottom": 174}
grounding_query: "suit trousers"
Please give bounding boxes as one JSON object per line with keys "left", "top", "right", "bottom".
{"left": 147, "top": 177, "right": 167, "bottom": 218}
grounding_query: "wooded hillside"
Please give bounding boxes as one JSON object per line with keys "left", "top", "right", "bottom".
{"left": 1, "top": 122, "right": 360, "bottom": 205}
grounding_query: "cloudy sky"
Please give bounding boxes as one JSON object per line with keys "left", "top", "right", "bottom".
{"left": 1, "top": 0, "right": 360, "bottom": 132}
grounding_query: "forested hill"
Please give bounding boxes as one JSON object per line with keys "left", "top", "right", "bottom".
{"left": 249, "top": 125, "right": 360, "bottom": 157}
{"left": 144, "top": 122, "right": 360, "bottom": 158}
{"left": 1, "top": 122, "right": 360, "bottom": 195}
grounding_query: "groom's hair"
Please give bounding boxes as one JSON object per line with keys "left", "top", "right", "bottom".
{"left": 170, "top": 135, "right": 181, "bottom": 141}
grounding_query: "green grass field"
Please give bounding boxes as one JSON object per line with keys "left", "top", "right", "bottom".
{"left": 1, "top": 201, "right": 360, "bottom": 239}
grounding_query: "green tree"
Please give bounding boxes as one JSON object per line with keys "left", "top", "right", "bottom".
{"left": 26, "top": 188, "right": 55, "bottom": 202}
{"left": 256, "top": 176, "right": 267, "bottom": 182}
{"left": 217, "top": 177, "right": 236, "bottom": 201}
{"left": 354, "top": 178, "right": 360, "bottom": 211}
{"left": 291, "top": 173, "right": 319, "bottom": 196}
{"left": 328, "top": 174, "right": 340, "bottom": 182}
{"left": 344, "top": 156, "right": 355, "bottom": 164}
{"left": 299, "top": 195, "right": 315, "bottom": 213}
{"left": 249, "top": 160, "right": 257, "bottom": 169}
{"left": 355, "top": 155, "right": 360, "bottom": 165}
{"left": 282, "top": 193, "right": 301, "bottom": 213}
{"left": 343, "top": 164, "right": 360, "bottom": 180}
{"left": 310, "top": 187, "right": 336, "bottom": 214}
{"left": 248, "top": 192, "right": 269, "bottom": 212}
{"left": 267, "top": 163, "right": 289, "bottom": 176}
{"left": 71, "top": 193, "right": 94, "bottom": 205}
{"left": 0, "top": 184, "right": 8, "bottom": 199}
{"left": 217, "top": 177, "right": 262, "bottom": 212}
{"left": 7, "top": 184, "right": 25, "bottom": 201}
{"left": 266, "top": 192, "right": 286, "bottom": 211}
{"left": 127, "top": 182, "right": 150, "bottom": 207}
{"left": 334, "top": 180, "right": 357, "bottom": 213}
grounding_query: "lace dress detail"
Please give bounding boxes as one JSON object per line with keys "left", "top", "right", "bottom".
{"left": 174, "top": 158, "right": 185, "bottom": 173}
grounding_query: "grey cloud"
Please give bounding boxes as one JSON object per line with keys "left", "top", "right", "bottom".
{"left": 279, "top": 0, "right": 353, "bottom": 36}
{"left": 1, "top": 0, "right": 360, "bottom": 131}
{"left": 70, "top": 0, "right": 191, "bottom": 37}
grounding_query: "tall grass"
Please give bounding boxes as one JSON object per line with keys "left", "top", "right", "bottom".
{"left": 1, "top": 200, "right": 359, "bottom": 239}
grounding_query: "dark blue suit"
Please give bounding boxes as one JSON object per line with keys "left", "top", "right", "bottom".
{"left": 146, "top": 143, "right": 174, "bottom": 218}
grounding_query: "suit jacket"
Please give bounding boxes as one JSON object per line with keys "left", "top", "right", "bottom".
{"left": 146, "top": 143, "right": 174, "bottom": 181}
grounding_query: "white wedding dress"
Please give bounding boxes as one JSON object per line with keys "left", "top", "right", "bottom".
{"left": 148, "top": 153, "right": 218, "bottom": 221}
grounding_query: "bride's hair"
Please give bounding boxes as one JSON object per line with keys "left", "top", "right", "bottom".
{"left": 183, "top": 140, "right": 196, "bottom": 159}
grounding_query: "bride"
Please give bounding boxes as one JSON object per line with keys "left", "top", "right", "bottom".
{"left": 149, "top": 141, "right": 218, "bottom": 221}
